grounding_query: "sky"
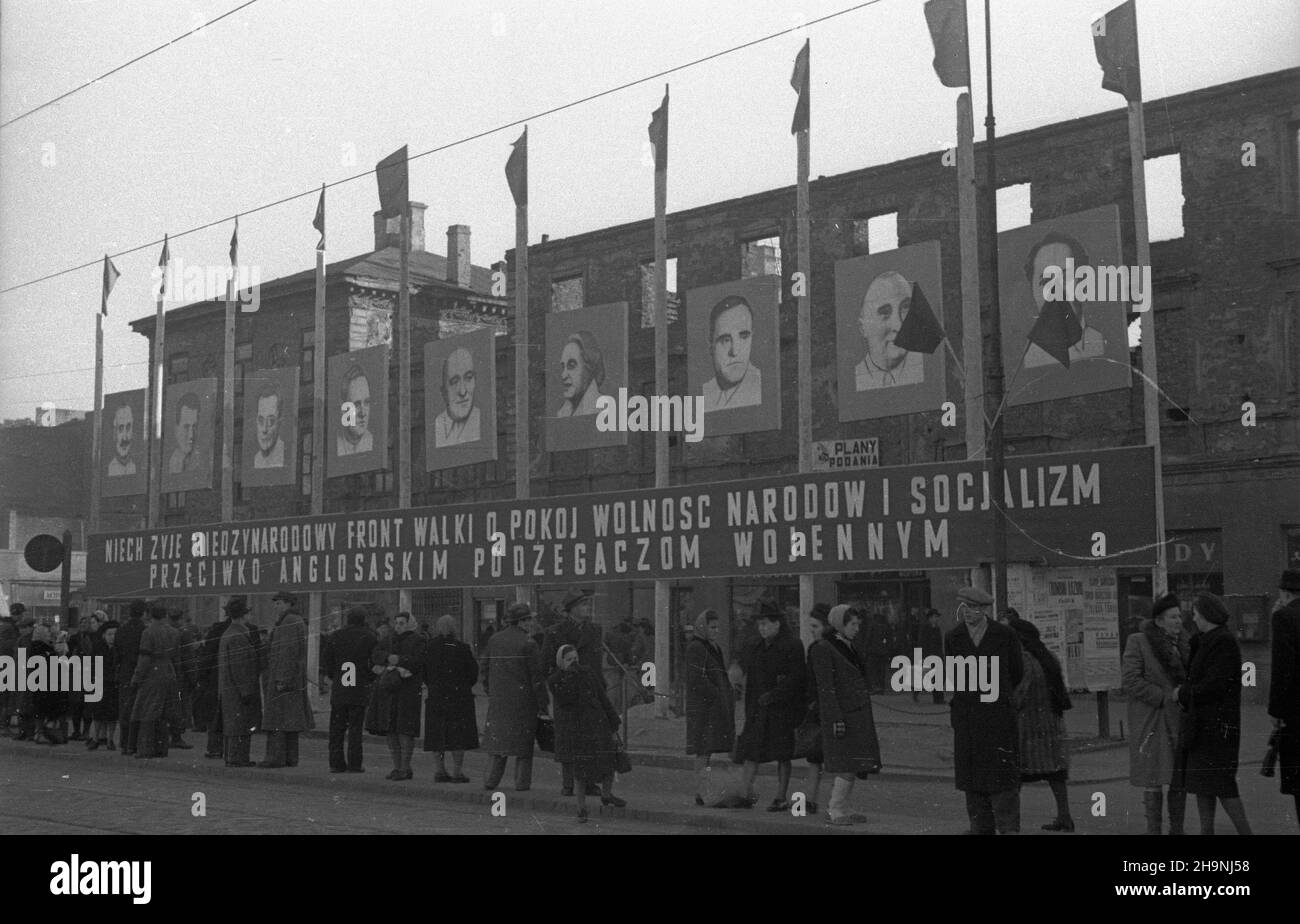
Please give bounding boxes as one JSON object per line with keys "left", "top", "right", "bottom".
{"left": 0, "top": 0, "right": 1296, "bottom": 421}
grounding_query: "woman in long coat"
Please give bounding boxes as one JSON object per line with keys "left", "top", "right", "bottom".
{"left": 87, "top": 621, "right": 120, "bottom": 750}
{"left": 810, "top": 605, "right": 881, "bottom": 826}
{"left": 799, "top": 604, "right": 832, "bottom": 816}
{"left": 1122, "top": 592, "right": 1189, "bottom": 834}
{"left": 1176, "top": 593, "right": 1252, "bottom": 834}
{"left": 1011, "top": 618, "right": 1074, "bottom": 831}
{"left": 736, "top": 603, "right": 806, "bottom": 811}
{"left": 366, "top": 614, "right": 426, "bottom": 780}
{"left": 129, "top": 606, "right": 183, "bottom": 759}
{"left": 685, "top": 609, "right": 735, "bottom": 805}
{"left": 30, "top": 625, "right": 70, "bottom": 744}
{"left": 423, "top": 614, "right": 480, "bottom": 782}
{"left": 549, "top": 643, "right": 625, "bottom": 822}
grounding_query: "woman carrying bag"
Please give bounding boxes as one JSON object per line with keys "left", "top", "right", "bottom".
{"left": 549, "top": 643, "right": 627, "bottom": 823}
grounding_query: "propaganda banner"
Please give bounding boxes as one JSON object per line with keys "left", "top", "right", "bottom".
{"left": 87, "top": 445, "right": 1157, "bottom": 598}
{"left": 161, "top": 377, "right": 217, "bottom": 493}
{"left": 101, "top": 388, "right": 146, "bottom": 498}
{"left": 328, "top": 345, "right": 389, "bottom": 477}
{"left": 544, "top": 302, "right": 629, "bottom": 452}
{"left": 241, "top": 366, "right": 299, "bottom": 488}
{"left": 425, "top": 328, "right": 497, "bottom": 472}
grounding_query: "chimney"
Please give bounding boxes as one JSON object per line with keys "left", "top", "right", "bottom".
{"left": 372, "top": 202, "right": 426, "bottom": 252}
{"left": 447, "top": 224, "right": 471, "bottom": 287}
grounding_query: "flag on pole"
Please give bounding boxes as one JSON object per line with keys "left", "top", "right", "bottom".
{"left": 648, "top": 88, "right": 668, "bottom": 171}
{"left": 893, "top": 282, "right": 946, "bottom": 354}
{"left": 1093, "top": 0, "right": 1141, "bottom": 103}
{"left": 101, "top": 255, "right": 120, "bottom": 316}
{"left": 924, "top": 0, "right": 970, "bottom": 88}
{"left": 157, "top": 235, "right": 170, "bottom": 297}
{"left": 790, "top": 39, "right": 810, "bottom": 134}
{"left": 1026, "top": 301, "right": 1084, "bottom": 368}
{"left": 313, "top": 184, "right": 326, "bottom": 251}
{"left": 506, "top": 128, "right": 528, "bottom": 206}
{"left": 376, "top": 145, "right": 409, "bottom": 219}
{"left": 229, "top": 218, "right": 239, "bottom": 268}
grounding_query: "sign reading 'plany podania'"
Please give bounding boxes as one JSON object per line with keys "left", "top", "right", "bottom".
{"left": 87, "top": 446, "right": 1157, "bottom": 597}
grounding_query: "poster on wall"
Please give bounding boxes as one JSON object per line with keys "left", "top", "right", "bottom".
{"left": 241, "top": 366, "right": 300, "bottom": 487}
{"left": 425, "top": 328, "right": 498, "bottom": 472}
{"left": 543, "top": 302, "right": 629, "bottom": 452}
{"left": 161, "top": 377, "right": 217, "bottom": 493}
{"left": 327, "top": 345, "right": 389, "bottom": 477}
{"left": 1006, "top": 564, "right": 1120, "bottom": 691}
{"left": 101, "top": 388, "right": 146, "bottom": 498}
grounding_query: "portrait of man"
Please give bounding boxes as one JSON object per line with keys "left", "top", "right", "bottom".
{"left": 434, "top": 346, "right": 481, "bottom": 447}
{"left": 253, "top": 385, "right": 285, "bottom": 468}
{"left": 167, "top": 392, "right": 201, "bottom": 474}
{"left": 108, "top": 403, "right": 136, "bottom": 476}
{"left": 701, "top": 295, "right": 763, "bottom": 411}
{"left": 1022, "top": 231, "right": 1106, "bottom": 369}
{"left": 337, "top": 364, "right": 373, "bottom": 456}
{"left": 855, "top": 270, "right": 925, "bottom": 391}
{"left": 556, "top": 331, "right": 605, "bottom": 418}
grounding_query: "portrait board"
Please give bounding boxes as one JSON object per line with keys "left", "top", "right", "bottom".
{"left": 161, "top": 377, "right": 217, "bottom": 493}
{"left": 327, "top": 345, "right": 390, "bottom": 478}
{"left": 241, "top": 366, "right": 300, "bottom": 487}
{"left": 544, "top": 302, "right": 629, "bottom": 452}
{"left": 685, "top": 275, "right": 782, "bottom": 438}
{"left": 998, "top": 204, "right": 1132, "bottom": 406}
{"left": 424, "top": 328, "right": 498, "bottom": 472}
{"left": 101, "top": 388, "right": 146, "bottom": 498}
{"left": 835, "top": 239, "right": 948, "bottom": 422}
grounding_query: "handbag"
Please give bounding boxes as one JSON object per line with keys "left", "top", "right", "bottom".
{"left": 615, "top": 743, "right": 633, "bottom": 775}
{"left": 535, "top": 715, "right": 555, "bottom": 753}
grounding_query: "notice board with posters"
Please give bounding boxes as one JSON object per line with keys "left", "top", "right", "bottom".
{"left": 1006, "top": 564, "right": 1121, "bottom": 692}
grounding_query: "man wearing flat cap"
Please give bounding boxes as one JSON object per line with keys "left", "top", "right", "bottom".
{"left": 945, "top": 585, "right": 1024, "bottom": 834}
{"left": 542, "top": 589, "right": 607, "bottom": 796}
{"left": 1269, "top": 569, "right": 1300, "bottom": 826}
{"left": 218, "top": 597, "right": 262, "bottom": 767}
{"left": 259, "top": 591, "right": 312, "bottom": 768}
{"left": 482, "top": 602, "right": 547, "bottom": 792}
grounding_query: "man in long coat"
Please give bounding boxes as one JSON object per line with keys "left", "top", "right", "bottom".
{"left": 736, "top": 602, "right": 806, "bottom": 811}
{"left": 366, "top": 611, "right": 426, "bottom": 780}
{"left": 325, "top": 606, "right": 378, "bottom": 773}
{"left": 130, "top": 605, "right": 183, "bottom": 758}
{"left": 195, "top": 601, "right": 236, "bottom": 758}
{"left": 115, "top": 600, "right": 147, "bottom": 755}
{"left": 945, "top": 585, "right": 1024, "bottom": 834}
{"left": 483, "top": 602, "right": 546, "bottom": 792}
{"left": 1269, "top": 569, "right": 1300, "bottom": 828}
{"left": 218, "top": 601, "right": 262, "bottom": 767}
{"left": 166, "top": 608, "right": 197, "bottom": 749}
{"left": 541, "top": 589, "right": 606, "bottom": 795}
{"left": 259, "top": 591, "right": 312, "bottom": 768}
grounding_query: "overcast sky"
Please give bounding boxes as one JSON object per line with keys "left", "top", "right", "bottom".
{"left": 0, "top": 0, "right": 1295, "bottom": 421}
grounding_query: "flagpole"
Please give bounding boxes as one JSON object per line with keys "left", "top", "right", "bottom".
{"left": 652, "top": 90, "right": 671, "bottom": 718}
{"left": 222, "top": 223, "right": 236, "bottom": 530}
{"left": 148, "top": 239, "right": 168, "bottom": 530}
{"left": 397, "top": 203, "right": 412, "bottom": 616}
{"left": 957, "top": 91, "right": 985, "bottom": 462}
{"left": 309, "top": 189, "right": 327, "bottom": 713}
{"left": 513, "top": 130, "right": 530, "bottom": 606}
{"left": 90, "top": 273, "right": 106, "bottom": 539}
{"left": 982, "top": 0, "right": 1009, "bottom": 611}
{"left": 795, "top": 76, "right": 814, "bottom": 649}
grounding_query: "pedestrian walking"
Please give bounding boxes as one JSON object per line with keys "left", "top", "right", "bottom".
{"left": 549, "top": 643, "right": 626, "bottom": 823}
{"left": 115, "top": 601, "right": 147, "bottom": 755}
{"left": 217, "top": 601, "right": 262, "bottom": 768}
{"left": 1268, "top": 570, "right": 1300, "bottom": 828}
{"left": 29, "top": 624, "right": 70, "bottom": 744}
{"left": 809, "top": 604, "right": 882, "bottom": 825}
{"left": 129, "top": 605, "right": 184, "bottom": 759}
{"left": 87, "top": 620, "right": 119, "bottom": 750}
{"left": 324, "top": 606, "right": 378, "bottom": 773}
{"left": 366, "top": 611, "right": 426, "bottom": 781}
{"left": 946, "top": 585, "right": 1024, "bottom": 835}
{"left": 798, "top": 603, "right": 833, "bottom": 816}
{"left": 685, "top": 608, "right": 735, "bottom": 805}
{"left": 736, "top": 599, "right": 806, "bottom": 812}
{"left": 259, "top": 591, "right": 312, "bottom": 768}
{"left": 481, "top": 602, "right": 546, "bottom": 792}
{"left": 542, "top": 588, "right": 606, "bottom": 797}
{"left": 1175, "top": 593, "right": 1253, "bottom": 835}
{"left": 1010, "top": 617, "right": 1074, "bottom": 832}
{"left": 423, "top": 614, "right": 479, "bottom": 783}
{"left": 1121, "top": 591, "right": 1189, "bottom": 834}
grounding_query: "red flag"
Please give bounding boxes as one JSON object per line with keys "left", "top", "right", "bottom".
{"left": 505, "top": 128, "right": 527, "bottom": 206}
{"left": 648, "top": 88, "right": 668, "bottom": 172}
{"left": 1093, "top": 0, "right": 1141, "bottom": 103}
{"left": 375, "top": 145, "right": 408, "bottom": 220}
{"left": 157, "top": 234, "right": 170, "bottom": 297}
{"left": 790, "top": 40, "right": 809, "bottom": 134}
{"left": 924, "top": 0, "right": 970, "bottom": 88}
{"left": 313, "top": 184, "right": 325, "bottom": 251}
{"left": 893, "top": 282, "right": 945, "bottom": 354}
{"left": 101, "top": 255, "right": 120, "bottom": 316}
{"left": 1027, "top": 301, "right": 1084, "bottom": 368}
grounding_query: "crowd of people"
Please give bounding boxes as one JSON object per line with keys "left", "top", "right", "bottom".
{"left": 2, "top": 567, "right": 1296, "bottom": 832}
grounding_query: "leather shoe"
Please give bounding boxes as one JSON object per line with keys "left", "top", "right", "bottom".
{"left": 434, "top": 772, "right": 453, "bottom": 782}
{"left": 1042, "top": 818, "right": 1075, "bottom": 832}
{"left": 329, "top": 767, "right": 347, "bottom": 773}
{"left": 170, "top": 739, "right": 193, "bottom": 750}
{"left": 601, "top": 794, "right": 627, "bottom": 808}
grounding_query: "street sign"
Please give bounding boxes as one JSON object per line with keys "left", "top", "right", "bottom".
{"left": 24, "top": 534, "right": 65, "bottom": 573}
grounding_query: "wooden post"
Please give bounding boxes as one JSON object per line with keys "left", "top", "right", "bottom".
{"left": 60, "top": 529, "right": 73, "bottom": 627}
{"left": 957, "top": 92, "right": 985, "bottom": 462}
{"left": 514, "top": 142, "right": 530, "bottom": 607}
{"left": 308, "top": 231, "right": 327, "bottom": 712}
{"left": 147, "top": 241, "right": 168, "bottom": 530}
{"left": 89, "top": 309, "right": 104, "bottom": 538}
{"left": 653, "top": 95, "right": 671, "bottom": 717}
{"left": 796, "top": 120, "right": 813, "bottom": 648}
{"left": 397, "top": 206, "right": 412, "bottom": 615}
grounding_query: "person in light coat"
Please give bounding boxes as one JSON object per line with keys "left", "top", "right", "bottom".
{"left": 482, "top": 603, "right": 546, "bottom": 792}
{"left": 259, "top": 591, "right": 312, "bottom": 768}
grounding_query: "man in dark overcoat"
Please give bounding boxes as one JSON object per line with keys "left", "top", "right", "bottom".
{"left": 0, "top": 604, "right": 19, "bottom": 735}
{"left": 115, "top": 600, "right": 148, "bottom": 755}
{"left": 1269, "top": 569, "right": 1300, "bottom": 828}
{"left": 736, "top": 601, "right": 806, "bottom": 811}
{"left": 945, "top": 585, "right": 1024, "bottom": 834}
{"left": 195, "top": 600, "right": 237, "bottom": 757}
{"left": 218, "top": 601, "right": 262, "bottom": 767}
{"left": 541, "top": 589, "right": 606, "bottom": 796}
{"left": 367, "top": 611, "right": 426, "bottom": 780}
{"left": 483, "top": 602, "right": 547, "bottom": 792}
{"left": 259, "top": 591, "right": 312, "bottom": 768}
{"left": 166, "top": 608, "right": 197, "bottom": 749}
{"left": 129, "top": 605, "right": 183, "bottom": 759}
{"left": 324, "top": 606, "right": 378, "bottom": 773}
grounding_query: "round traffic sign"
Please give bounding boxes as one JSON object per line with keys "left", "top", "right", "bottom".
{"left": 23, "top": 534, "right": 65, "bottom": 573}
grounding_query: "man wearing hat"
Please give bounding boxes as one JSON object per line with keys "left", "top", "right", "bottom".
{"left": 1269, "top": 569, "right": 1300, "bottom": 826}
{"left": 542, "top": 589, "right": 606, "bottom": 797}
{"left": 259, "top": 591, "right": 312, "bottom": 768}
{"left": 114, "top": 600, "right": 148, "bottom": 755}
{"left": 482, "top": 602, "right": 547, "bottom": 792}
{"left": 945, "top": 585, "right": 1024, "bottom": 834}
{"left": 218, "top": 597, "right": 262, "bottom": 767}
{"left": 196, "top": 598, "right": 238, "bottom": 758}
{"left": 0, "top": 604, "right": 19, "bottom": 736}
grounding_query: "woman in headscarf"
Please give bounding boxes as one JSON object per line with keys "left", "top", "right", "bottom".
{"left": 87, "top": 619, "right": 120, "bottom": 750}
{"left": 549, "top": 642, "right": 626, "bottom": 822}
{"left": 809, "top": 605, "right": 881, "bottom": 825}
{"left": 1010, "top": 617, "right": 1074, "bottom": 831}
{"left": 423, "top": 614, "right": 480, "bottom": 783}
{"left": 1176, "top": 593, "right": 1252, "bottom": 834}
{"left": 685, "top": 608, "right": 735, "bottom": 806}
{"left": 1121, "top": 592, "right": 1189, "bottom": 834}
{"left": 30, "top": 624, "right": 70, "bottom": 744}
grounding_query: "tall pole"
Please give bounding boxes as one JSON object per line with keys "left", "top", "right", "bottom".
{"left": 653, "top": 90, "right": 671, "bottom": 717}
{"left": 513, "top": 133, "right": 531, "bottom": 606}
{"left": 89, "top": 308, "right": 105, "bottom": 537}
{"left": 308, "top": 211, "right": 327, "bottom": 713}
{"left": 982, "top": 0, "right": 1009, "bottom": 612}
{"left": 957, "top": 92, "right": 985, "bottom": 463}
{"left": 397, "top": 207, "right": 412, "bottom": 615}
{"left": 795, "top": 105, "right": 814, "bottom": 648}
{"left": 222, "top": 225, "right": 236, "bottom": 527}
{"left": 60, "top": 528, "right": 73, "bottom": 627}
{"left": 147, "top": 240, "right": 168, "bottom": 529}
